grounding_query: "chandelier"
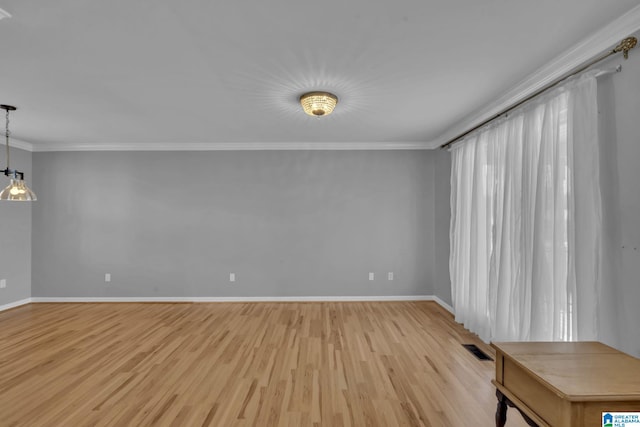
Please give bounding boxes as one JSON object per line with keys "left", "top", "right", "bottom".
{"left": 1, "top": 105, "right": 37, "bottom": 201}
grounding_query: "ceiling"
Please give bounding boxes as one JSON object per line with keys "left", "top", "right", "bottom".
{"left": 1, "top": 0, "right": 639, "bottom": 151}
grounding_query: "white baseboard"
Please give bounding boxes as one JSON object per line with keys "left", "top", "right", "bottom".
{"left": 0, "top": 298, "right": 32, "bottom": 312}
{"left": 428, "top": 295, "right": 454, "bottom": 314}
{"left": 29, "top": 295, "right": 454, "bottom": 312}
{"left": 11, "top": 295, "right": 454, "bottom": 314}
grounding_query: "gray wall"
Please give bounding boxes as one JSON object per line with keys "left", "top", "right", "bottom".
{"left": 0, "top": 147, "right": 32, "bottom": 306}
{"left": 32, "top": 150, "right": 438, "bottom": 298}
{"left": 597, "top": 48, "right": 640, "bottom": 357}
{"left": 433, "top": 149, "right": 452, "bottom": 306}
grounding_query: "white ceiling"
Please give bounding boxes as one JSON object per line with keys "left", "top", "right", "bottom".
{"left": 1, "top": 0, "right": 639, "bottom": 151}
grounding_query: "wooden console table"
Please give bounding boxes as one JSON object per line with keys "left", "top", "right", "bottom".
{"left": 491, "top": 342, "right": 640, "bottom": 427}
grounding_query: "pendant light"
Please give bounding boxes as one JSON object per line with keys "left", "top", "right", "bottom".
{"left": 1, "top": 105, "right": 37, "bottom": 201}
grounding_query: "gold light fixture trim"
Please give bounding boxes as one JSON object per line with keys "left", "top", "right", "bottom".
{"left": 300, "top": 92, "right": 338, "bottom": 117}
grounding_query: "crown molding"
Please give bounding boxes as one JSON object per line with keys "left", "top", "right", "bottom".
{"left": 427, "top": 4, "right": 640, "bottom": 149}
{"left": 30, "top": 141, "right": 432, "bottom": 152}
{"left": 6, "top": 138, "right": 33, "bottom": 152}
{"left": 17, "top": 6, "right": 640, "bottom": 152}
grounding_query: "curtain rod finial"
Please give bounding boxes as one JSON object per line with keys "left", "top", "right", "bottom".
{"left": 614, "top": 37, "right": 637, "bottom": 60}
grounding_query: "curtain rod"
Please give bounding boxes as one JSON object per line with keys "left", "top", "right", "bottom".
{"left": 440, "top": 36, "right": 638, "bottom": 150}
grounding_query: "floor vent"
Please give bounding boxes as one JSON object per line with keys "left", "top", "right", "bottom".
{"left": 462, "top": 344, "right": 493, "bottom": 361}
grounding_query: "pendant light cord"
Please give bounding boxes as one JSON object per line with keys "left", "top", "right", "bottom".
{"left": 4, "top": 108, "right": 10, "bottom": 171}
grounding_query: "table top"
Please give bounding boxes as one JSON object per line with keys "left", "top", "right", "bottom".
{"left": 491, "top": 341, "right": 640, "bottom": 401}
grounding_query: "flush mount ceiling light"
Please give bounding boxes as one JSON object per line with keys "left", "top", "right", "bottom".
{"left": 299, "top": 92, "right": 338, "bottom": 117}
{"left": 1, "top": 105, "right": 37, "bottom": 201}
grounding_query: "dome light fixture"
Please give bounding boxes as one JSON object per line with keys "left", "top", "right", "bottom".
{"left": 1, "top": 105, "right": 37, "bottom": 201}
{"left": 299, "top": 92, "right": 338, "bottom": 117}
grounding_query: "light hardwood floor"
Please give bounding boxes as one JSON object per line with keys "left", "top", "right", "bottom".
{"left": 0, "top": 302, "right": 528, "bottom": 426}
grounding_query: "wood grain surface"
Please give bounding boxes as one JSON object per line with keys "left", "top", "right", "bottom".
{"left": 492, "top": 341, "right": 640, "bottom": 427}
{"left": 492, "top": 341, "right": 640, "bottom": 400}
{"left": 0, "top": 302, "right": 529, "bottom": 426}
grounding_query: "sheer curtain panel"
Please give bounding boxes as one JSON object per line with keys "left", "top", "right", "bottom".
{"left": 449, "top": 75, "right": 601, "bottom": 342}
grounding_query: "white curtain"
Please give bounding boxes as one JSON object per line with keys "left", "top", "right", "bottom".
{"left": 449, "top": 74, "right": 602, "bottom": 342}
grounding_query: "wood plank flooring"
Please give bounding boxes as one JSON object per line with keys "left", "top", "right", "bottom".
{"left": 0, "top": 302, "right": 527, "bottom": 426}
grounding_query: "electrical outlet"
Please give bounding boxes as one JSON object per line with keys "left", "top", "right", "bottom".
{"left": 388, "top": 272, "right": 394, "bottom": 281}
{"left": 368, "top": 272, "right": 374, "bottom": 281}
{"left": 0, "top": 279, "right": 6, "bottom": 289}
{"left": 229, "top": 273, "right": 236, "bottom": 282}
{"left": 105, "top": 273, "right": 111, "bottom": 282}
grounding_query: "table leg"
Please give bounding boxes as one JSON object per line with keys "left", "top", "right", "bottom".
{"left": 516, "top": 409, "right": 539, "bottom": 427}
{"left": 496, "top": 389, "right": 508, "bottom": 427}
{"left": 495, "top": 388, "right": 540, "bottom": 427}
